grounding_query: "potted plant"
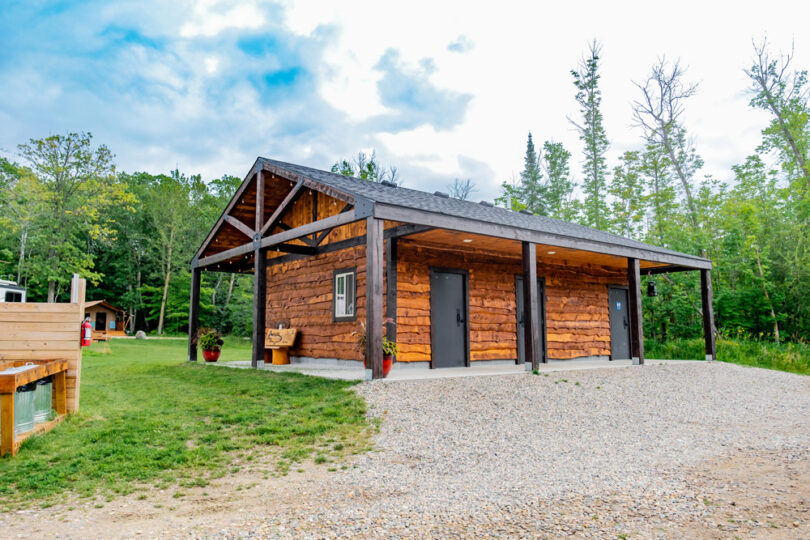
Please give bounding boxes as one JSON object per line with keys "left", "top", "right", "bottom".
{"left": 353, "top": 319, "right": 397, "bottom": 377}
{"left": 196, "top": 328, "right": 224, "bottom": 362}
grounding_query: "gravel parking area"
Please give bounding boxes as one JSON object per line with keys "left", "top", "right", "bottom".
{"left": 3, "top": 361, "right": 809, "bottom": 538}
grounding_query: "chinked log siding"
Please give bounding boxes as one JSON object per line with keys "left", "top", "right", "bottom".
{"left": 395, "top": 241, "right": 626, "bottom": 362}
{"left": 262, "top": 188, "right": 627, "bottom": 362}
{"left": 266, "top": 240, "right": 628, "bottom": 364}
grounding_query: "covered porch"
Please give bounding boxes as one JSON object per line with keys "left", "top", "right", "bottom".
{"left": 189, "top": 158, "right": 716, "bottom": 379}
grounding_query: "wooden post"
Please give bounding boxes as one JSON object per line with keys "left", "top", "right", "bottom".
{"left": 522, "top": 242, "right": 541, "bottom": 370}
{"left": 366, "top": 217, "right": 384, "bottom": 379}
{"left": 701, "top": 269, "right": 716, "bottom": 361}
{"left": 53, "top": 371, "right": 67, "bottom": 416}
{"left": 628, "top": 257, "right": 644, "bottom": 365}
{"left": 0, "top": 393, "right": 13, "bottom": 457}
{"left": 188, "top": 262, "right": 201, "bottom": 362}
{"left": 252, "top": 171, "right": 266, "bottom": 369}
{"left": 385, "top": 237, "right": 397, "bottom": 345}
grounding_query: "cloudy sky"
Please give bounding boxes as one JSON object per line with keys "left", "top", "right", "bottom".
{"left": 1, "top": 0, "right": 807, "bottom": 201}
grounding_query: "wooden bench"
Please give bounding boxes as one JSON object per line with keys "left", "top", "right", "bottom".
{"left": 0, "top": 359, "right": 69, "bottom": 457}
{"left": 264, "top": 328, "right": 298, "bottom": 365}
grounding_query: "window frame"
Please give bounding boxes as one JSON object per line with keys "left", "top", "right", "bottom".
{"left": 332, "top": 267, "right": 357, "bottom": 322}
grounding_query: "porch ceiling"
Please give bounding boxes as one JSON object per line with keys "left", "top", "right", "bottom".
{"left": 404, "top": 228, "right": 672, "bottom": 270}
{"left": 202, "top": 173, "right": 297, "bottom": 260}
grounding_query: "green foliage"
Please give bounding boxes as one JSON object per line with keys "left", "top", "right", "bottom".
{"left": 382, "top": 337, "right": 399, "bottom": 356}
{"left": 330, "top": 150, "right": 399, "bottom": 185}
{"left": 570, "top": 40, "right": 610, "bottom": 230}
{"left": 0, "top": 339, "right": 370, "bottom": 506}
{"left": 542, "top": 141, "right": 577, "bottom": 220}
{"left": 13, "top": 132, "right": 135, "bottom": 301}
{"left": 609, "top": 151, "right": 645, "bottom": 238}
{"left": 196, "top": 328, "right": 224, "bottom": 352}
{"left": 518, "top": 132, "right": 547, "bottom": 215}
{"left": 646, "top": 338, "right": 810, "bottom": 376}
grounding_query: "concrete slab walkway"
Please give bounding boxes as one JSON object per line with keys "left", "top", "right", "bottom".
{"left": 221, "top": 358, "right": 704, "bottom": 381}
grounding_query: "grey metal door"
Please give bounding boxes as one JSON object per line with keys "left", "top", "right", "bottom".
{"left": 430, "top": 271, "right": 467, "bottom": 368}
{"left": 516, "top": 276, "right": 546, "bottom": 364}
{"left": 608, "top": 287, "right": 631, "bottom": 360}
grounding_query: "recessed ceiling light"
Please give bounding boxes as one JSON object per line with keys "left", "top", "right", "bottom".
{"left": 547, "top": 251, "right": 556, "bottom": 255}
{"left": 463, "top": 239, "right": 473, "bottom": 243}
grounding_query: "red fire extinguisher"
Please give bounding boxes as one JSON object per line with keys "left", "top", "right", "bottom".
{"left": 81, "top": 317, "right": 92, "bottom": 347}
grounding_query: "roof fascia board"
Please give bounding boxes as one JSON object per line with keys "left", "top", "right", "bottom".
{"left": 373, "top": 203, "right": 711, "bottom": 270}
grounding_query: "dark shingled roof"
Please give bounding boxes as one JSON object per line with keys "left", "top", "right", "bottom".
{"left": 258, "top": 157, "right": 709, "bottom": 265}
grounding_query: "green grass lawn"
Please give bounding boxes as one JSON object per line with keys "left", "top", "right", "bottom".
{"left": 0, "top": 338, "right": 370, "bottom": 508}
{"left": 646, "top": 338, "right": 810, "bottom": 375}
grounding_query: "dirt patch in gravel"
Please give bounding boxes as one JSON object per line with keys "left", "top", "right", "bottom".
{"left": 1, "top": 362, "right": 808, "bottom": 538}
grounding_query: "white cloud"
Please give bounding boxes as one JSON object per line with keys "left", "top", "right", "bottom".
{"left": 2, "top": 0, "right": 809, "bottom": 199}
{"left": 179, "top": 0, "right": 265, "bottom": 38}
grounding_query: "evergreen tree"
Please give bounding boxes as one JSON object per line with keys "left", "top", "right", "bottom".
{"left": 541, "top": 141, "right": 576, "bottom": 220}
{"left": 639, "top": 142, "right": 677, "bottom": 246}
{"left": 608, "top": 151, "right": 645, "bottom": 238}
{"left": 518, "top": 132, "right": 547, "bottom": 215}
{"left": 569, "top": 40, "right": 610, "bottom": 230}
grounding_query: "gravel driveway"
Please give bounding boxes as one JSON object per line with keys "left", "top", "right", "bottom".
{"left": 3, "top": 361, "right": 809, "bottom": 538}
{"left": 319, "top": 361, "right": 810, "bottom": 537}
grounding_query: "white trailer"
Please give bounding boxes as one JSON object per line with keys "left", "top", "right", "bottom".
{"left": 0, "top": 279, "right": 26, "bottom": 303}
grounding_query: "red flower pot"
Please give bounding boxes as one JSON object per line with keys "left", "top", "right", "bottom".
{"left": 202, "top": 349, "right": 221, "bottom": 362}
{"left": 364, "top": 355, "right": 395, "bottom": 377}
{"left": 383, "top": 354, "right": 394, "bottom": 377}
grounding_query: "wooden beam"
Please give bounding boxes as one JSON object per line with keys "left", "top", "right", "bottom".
{"left": 272, "top": 244, "right": 317, "bottom": 255}
{"left": 701, "top": 269, "right": 716, "bottom": 361}
{"left": 194, "top": 158, "right": 261, "bottom": 260}
{"left": 366, "top": 217, "right": 384, "bottom": 379}
{"left": 522, "top": 242, "right": 541, "bottom": 370}
{"left": 384, "top": 223, "right": 434, "bottom": 239}
{"left": 260, "top": 179, "right": 304, "bottom": 236}
{"left": 312, "top": 203, "right": 353, "bottom": 246}
{"left": 0, "top": 393, "right": 12, "bottom": 457}
{"left": 373, "top": 204, "right": 712, "bottom": 270}
{"left": 385, "top": 237, "right": 397, "bottom": 346}
{"left": 224, "top": 215, "right": 255, "bottom": 240}
{"left": 644, "top": 264, "right": 694, "bottom": 275}
{"left": 252, "top": 248, "right": 267, "bottom": 368}
{"left": 628, "top": 257, "right": 644, "bottom": 365}
{"left": 258, "top": 160, "right": 357, "bottom": 205}
{"left": 252, "top": 172, "right": 266, "bottom": 369}
{"left": 188, "top": 264, "right": 201, "bottom": 362}
{"left": 198, "top": 210, "right": 362, "bottom": 268}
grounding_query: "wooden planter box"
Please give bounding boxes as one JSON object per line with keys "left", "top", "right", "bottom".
{"left": 0, "top": 359, "right": 69, "bottom": 457}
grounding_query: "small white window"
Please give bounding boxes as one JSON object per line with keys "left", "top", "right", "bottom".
{"left": 334, "top": 269, "right": 356, "bottom": 321}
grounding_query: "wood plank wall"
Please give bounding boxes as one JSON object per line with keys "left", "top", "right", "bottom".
{"left": 395, "top": 241, "right": 626, "bottom": 362}
{"left": 0, "top": 303, "right": 83, "bottom": 412}
{"left": 262, "top": 188, "right": 628, "bottom": 363}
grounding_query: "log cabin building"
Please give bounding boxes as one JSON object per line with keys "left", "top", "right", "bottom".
{"left": 189, "top": 157, "right": 715, "bottom": 379}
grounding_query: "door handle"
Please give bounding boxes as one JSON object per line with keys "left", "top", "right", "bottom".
{"left": 456, "top": 309, "right": 464, "bottom": 326}
{"left": 623, "top": 318, "right": 628, "bottom": 329}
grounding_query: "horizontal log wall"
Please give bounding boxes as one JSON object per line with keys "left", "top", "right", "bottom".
{"left": 263, "top": 209, "right": 627, "bottom": 363}
{"left": 0, "top": 303, "right": 83, "bottom": 412}
{"left": 265, "top": 219, "right": 389, "bottom": 361}
{"left": 396, "top": 241, "right": 627, "bottom": 362}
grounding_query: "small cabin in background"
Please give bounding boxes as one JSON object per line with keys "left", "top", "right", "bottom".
{"left": 83, "top": 300, "right": 128, "bottom": 340}
{"left": 0, "top": 279, "right": 26, "bottom": 303}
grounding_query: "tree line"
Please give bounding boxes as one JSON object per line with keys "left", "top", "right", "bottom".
{"left": 0, "top": 138, "right": 253, "bottom": 335}
{"left": 1, "top": 38, "right": 807, "bottom": 344}
{"left": 495, "top": 39, "right": 810, "bottom": 343}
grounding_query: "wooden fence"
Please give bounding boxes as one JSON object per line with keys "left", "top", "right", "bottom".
{"left": 0, "top": 276, "right": 85, "bottom": 413}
